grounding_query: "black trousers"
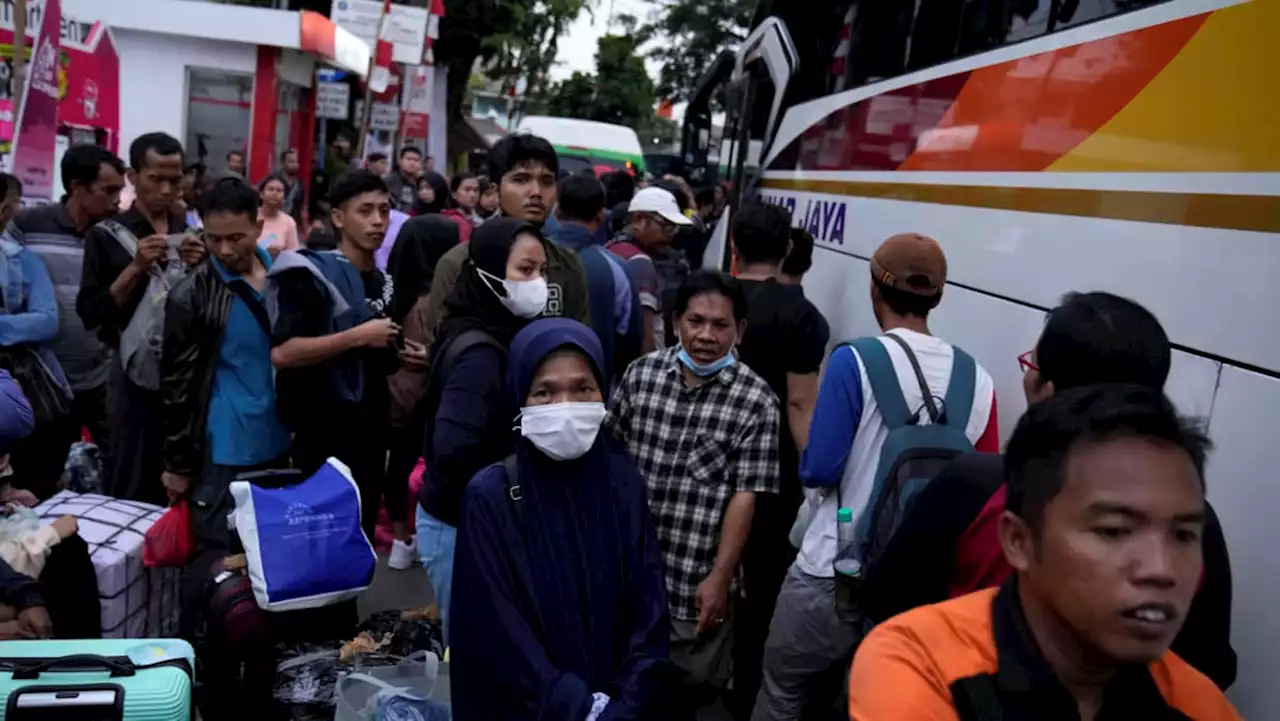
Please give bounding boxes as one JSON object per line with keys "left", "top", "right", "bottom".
{"left": 382, "top": 422, "right": 421, "bottom": 526}
{"left": 39, "top": 535, "right": 102, "bottom": 639}
{"left": 293, "top": 422, "right": 389, "bottom": 542}
{"left": 106, "top": 368, "right": 166, "bottom": 506}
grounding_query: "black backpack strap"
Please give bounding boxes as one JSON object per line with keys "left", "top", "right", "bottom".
{"left": 502, "top": 454, "right": 525, "bottom": 526}
{"left": 882, "top": 332, "right": 940, "bottom": 424}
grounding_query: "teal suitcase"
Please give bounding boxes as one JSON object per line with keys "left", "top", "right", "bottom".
{"left": 0, "top": 639, "right": 193, "bottom": 720}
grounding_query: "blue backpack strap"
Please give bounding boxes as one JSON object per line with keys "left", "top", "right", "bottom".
{"left": 942, "top": 346, "right": 977, "bottom": 432}
{"left": 578, "top": 247, "right": 617, "bottom": 373}
{"left": 849, "top": 337, "right": 913, "bottom": 430}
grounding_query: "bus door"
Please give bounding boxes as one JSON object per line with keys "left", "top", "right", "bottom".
{"left": 703, "top": 17, "right": 799, "bottom": 271}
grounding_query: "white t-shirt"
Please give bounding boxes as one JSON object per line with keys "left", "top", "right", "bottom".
{"left": 795, "top": 328, "right": 998, "bottom": 578}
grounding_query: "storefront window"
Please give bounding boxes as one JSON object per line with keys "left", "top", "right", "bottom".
{"left": 186, "top": 68, "right": 252, "bottom": 176}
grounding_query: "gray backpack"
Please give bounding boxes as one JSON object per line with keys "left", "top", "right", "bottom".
{"left": 98, "top": 220, "right": 191, "bottom": 391}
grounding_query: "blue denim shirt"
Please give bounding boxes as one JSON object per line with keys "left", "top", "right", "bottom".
{"left": 0, "top": 235, "right": 69, "bottom": 393}
{"left": 207, "top": 248, "right": 291, "bottom": 466}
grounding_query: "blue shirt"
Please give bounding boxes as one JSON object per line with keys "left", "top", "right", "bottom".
{"left": 800, "top": 345, "right": 864, "bottom": 489}
{"left": 207, "top": 248, "right": 292, "bottom": 466}
{"left": 546, "top": 222, "right": 632, "bottom": 333}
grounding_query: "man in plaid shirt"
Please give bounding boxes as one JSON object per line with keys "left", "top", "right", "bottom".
{"left": 606, "top": 270, "right": 782, "bottom": 718}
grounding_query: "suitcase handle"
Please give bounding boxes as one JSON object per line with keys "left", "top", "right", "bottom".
{"left": 12, "top": 654, "right": 136, "bottom": 680}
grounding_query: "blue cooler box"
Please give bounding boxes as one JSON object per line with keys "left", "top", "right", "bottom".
{"left": 0, "top": 639, "right": 193, "bottom": 720}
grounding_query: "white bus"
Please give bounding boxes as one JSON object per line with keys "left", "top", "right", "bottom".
{"left": 693, "top": 0, "right": 1279, "bottom": 713}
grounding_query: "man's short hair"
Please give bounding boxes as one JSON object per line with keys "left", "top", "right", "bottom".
{"left": 1036, "top": 292, "right": 1171, "bottom": 391}
{"left": 399, "top": 146, "right": 422, "bottom": 159}
{"left": 328, "top": 170, "right": 388, "bottom": 209}
{"left": 603, "top": 171, "right": 636, "bottom": 207}
{"left": 694, "top": 186, "right": 716, "bottom": 209}
{"left": 61, "top": 145, "right": 124, "bottom": 193}
{"left": 368, "top": 152, "right": 388, "bottom": 165}
{"left": 450, "top": 171, "right": 476, "bottom": 193}
{"left": 279, "top": 148, "right": 298, "bottom": 163}
{"left": 0, "top": 173, "right": 21, "bottom": 198}
{"left": 675, "top": 270, "right": 748, "bottom": 323}
{"left": 226, "top": 149, "right": 245, "bottom": 161}
{"left": 782, "top": 227, "right": 816, "bottom": 278}
{"left": 732, "top": 202, "right": 792, "bottom": 264}
{"left": 129, "top": 132, "right": 184, "bottom": 170}
{"left": 1004, "top": 384, "right": 1210, "bottom": 534}
{"left": 487, "top": 134, "right": 558, "bottom": 182}
{"left": 198, "top": 176, "right": 259, "bottom": 220}
{"left": 556, "top": 174, "right": 606, "bottom": 223}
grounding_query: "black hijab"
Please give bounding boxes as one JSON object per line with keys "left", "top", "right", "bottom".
{"left": 387, "top": 215, "right": 460, "bottom": 323}
{"left": 415, "top": 171, "right": 449, "bottom": 215}
{"left": 432, "top": 217, "right": 545, "bottom": 367}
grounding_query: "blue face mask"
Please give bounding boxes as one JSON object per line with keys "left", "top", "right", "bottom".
{"left": 677, "top": 347, "right": 737, "bottom": 377}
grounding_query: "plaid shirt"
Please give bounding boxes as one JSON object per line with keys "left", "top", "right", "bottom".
{"left": 606, "top": 347, "right": 781, "bottom": 621}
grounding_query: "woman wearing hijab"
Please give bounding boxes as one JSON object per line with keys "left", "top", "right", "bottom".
{"left": 383, "top": 216, "right": 462, "bottom": 570}
{"left": 415, "top": 171, "right": 449, "bottom": 215}
{"left": 452, "top": 318, "right": 670, "bottom": 721}
{"left": 416, "top": 217, "right": 550, "bottom": 635}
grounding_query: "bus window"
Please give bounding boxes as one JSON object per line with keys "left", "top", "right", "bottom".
{"left": 825, "top": 0, "right": 1172, "bottom": 95}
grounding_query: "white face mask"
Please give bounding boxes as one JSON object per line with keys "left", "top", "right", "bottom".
{"left": 519, "top": 402, "right": 607, "bottom": 461}
{"left": 480, "top": 268, "right": 548, "bottom": 318}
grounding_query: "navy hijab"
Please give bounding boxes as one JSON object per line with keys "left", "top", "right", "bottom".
{"left": 451, "top": 318, "right": 670, "bottom": 721}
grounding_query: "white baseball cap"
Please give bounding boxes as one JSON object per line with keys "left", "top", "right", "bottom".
{"left": 628, "top": 187, "right": 693, "bottom": 226}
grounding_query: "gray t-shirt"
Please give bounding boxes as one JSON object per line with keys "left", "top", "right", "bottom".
{"left": 8, "top": 204, "right": 113, "bottom": 391}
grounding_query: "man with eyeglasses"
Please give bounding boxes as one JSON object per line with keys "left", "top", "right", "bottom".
{"left": 608, "top": 186, "right": 691, "bottom": 352}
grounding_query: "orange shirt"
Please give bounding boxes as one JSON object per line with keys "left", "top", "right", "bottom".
{"left": 849, "top": 587, "right": 1242, "bottom": 721}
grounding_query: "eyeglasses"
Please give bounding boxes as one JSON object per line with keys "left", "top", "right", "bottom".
{"left": 1018, "top": 350, "right": 1039, "bottom": 374}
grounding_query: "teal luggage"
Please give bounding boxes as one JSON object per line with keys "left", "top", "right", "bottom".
{"left": 0, "top": 638, "right": 193, "bottom": 720}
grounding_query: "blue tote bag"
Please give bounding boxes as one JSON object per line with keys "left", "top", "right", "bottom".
{"left": 230, "top": 459, "right": 376, "bottom": 611}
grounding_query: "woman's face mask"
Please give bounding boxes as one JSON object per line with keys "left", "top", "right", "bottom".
{"left": 479, "top": 267, "right": 548, "bottom": 318}
{"left": 519, "top": 402, "right": 607, "bottom": 461}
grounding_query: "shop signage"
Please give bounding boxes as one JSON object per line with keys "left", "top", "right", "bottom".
{"left": 354, "top": 99, "right": 399, "bottom": 131}
{"left": 330, "top": 0, "right": 428, "bottom": 66}
{"left": 316, "top": 81, "right": 350, "bottom": 120}
{"left": 11, "top": 0, "right": 60, "bottom": 200}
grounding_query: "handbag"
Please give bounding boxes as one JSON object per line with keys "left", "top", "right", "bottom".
{"left": 0, "top": 346, "right": 71, "bottom": 426}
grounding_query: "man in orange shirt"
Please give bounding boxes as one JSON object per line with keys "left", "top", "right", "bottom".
{"left": 848, "top": 384, "right": 1241, "bottom": 721}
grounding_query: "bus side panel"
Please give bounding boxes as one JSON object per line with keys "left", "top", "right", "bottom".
{"left": 760, "top": 182, "right": 1280, "bottom": 373}
{"left": 1204, "top": 365, "right": 1280, "bottom": 716}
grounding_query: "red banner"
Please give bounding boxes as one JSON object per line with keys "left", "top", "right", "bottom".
{"left": 12, "top": 0, "right": 62, "bottom": 200}
{"left": 0, "top": 15, "right": 120, "bottom": 156}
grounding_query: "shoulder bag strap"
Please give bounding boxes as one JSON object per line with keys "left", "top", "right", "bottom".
{"left": 98, "top": 219, "right": 138, "bottom": 257}
{"left": 881, "top": 332, "right": 940, "bottom": 424}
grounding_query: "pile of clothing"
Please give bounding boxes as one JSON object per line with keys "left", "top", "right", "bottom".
{"left": 274, "top": 608, "right": 447, "bottom": 721}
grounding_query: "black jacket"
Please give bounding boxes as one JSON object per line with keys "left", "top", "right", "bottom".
{"left": 160, "top": 262, "right": 238, "bottom": 476}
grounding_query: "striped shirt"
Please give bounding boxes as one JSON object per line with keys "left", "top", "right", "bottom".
{"left": 7, "top": 204, "right": 112, "bottom": 391}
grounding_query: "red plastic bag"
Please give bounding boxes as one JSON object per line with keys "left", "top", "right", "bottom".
{"left": 144, "top": 499, "right": 194, "bottom": 568}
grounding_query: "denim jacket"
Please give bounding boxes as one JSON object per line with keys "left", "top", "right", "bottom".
{"left": 0, "top": 235, "right": 70, "bottom": 393}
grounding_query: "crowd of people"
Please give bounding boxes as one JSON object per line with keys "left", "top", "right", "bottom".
{"left": 0, "top": 124, "right": 1246, "bottom": 721}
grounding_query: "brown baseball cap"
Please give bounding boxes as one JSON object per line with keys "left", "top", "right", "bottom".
{"left": 870, "top": 233, "right": 947, "bottom": 297}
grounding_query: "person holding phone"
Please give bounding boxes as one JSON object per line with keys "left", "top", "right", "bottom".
{"left": 76, "top": 132, "right": 207, "bottom": 505}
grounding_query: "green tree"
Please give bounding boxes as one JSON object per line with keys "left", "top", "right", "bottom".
{"left": 544, "top": 72, "right": 597, "bottom": 118}
{"left": 640, "top": 0, "right": 756, "bottom": 104}
{"left": 435, "top": 0, "right": 594, "bottom": 121}
{"left": 541, "top": 33, "right": 655, "bottom": 129}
